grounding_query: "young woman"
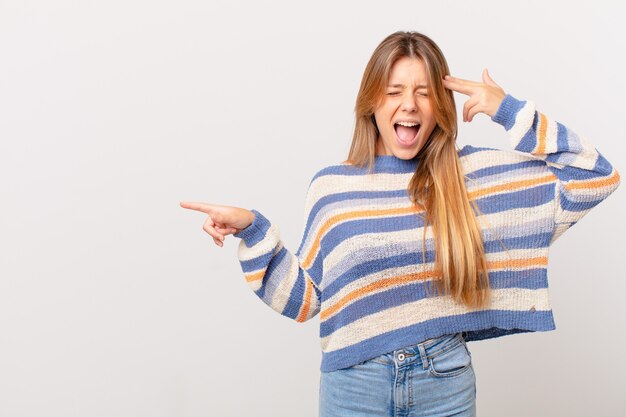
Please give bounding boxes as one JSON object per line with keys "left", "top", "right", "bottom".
{"left": 180, "top": 31, "right": 620, "bottom": 416}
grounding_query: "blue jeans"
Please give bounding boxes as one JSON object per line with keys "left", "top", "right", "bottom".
{"left": 319, "top": 332, "right": 476, "bottom": 417}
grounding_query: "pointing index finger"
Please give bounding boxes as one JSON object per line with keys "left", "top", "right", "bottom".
{"left": 180, "top": 201, "right": 213, "bottom": 214}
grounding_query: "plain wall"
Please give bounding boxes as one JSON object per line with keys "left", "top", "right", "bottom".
{"left": 1, "top": 0, "right": 624, "bottom": 416}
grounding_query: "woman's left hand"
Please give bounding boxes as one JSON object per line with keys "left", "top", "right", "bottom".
{"left": 442, "top": 69, "right": 506, "bottom": 122}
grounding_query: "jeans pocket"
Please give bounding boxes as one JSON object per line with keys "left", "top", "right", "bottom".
{"left": 427, "top": 340, "right": 472, "bottom": 378}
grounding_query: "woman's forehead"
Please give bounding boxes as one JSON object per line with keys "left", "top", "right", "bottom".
{"left": 388, "top": 57, "right": 428, "bottom": 85}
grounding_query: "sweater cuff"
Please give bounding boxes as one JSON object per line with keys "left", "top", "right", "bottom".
{"left": 233, "top": 209, "right": 270, "bottom": 247}
{"left": 491, "top": 93, "right": 526, "bottom": 131}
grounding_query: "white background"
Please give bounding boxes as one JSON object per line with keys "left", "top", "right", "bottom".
{"left": 1, "top": 1, "right": 624, "bottom": 416}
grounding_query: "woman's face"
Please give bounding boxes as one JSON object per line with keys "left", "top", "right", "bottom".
{"left": 373, "top": 56, "right": 437, "bottom": 158}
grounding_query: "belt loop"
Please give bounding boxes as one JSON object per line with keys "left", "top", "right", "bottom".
{"left": 417, "top": 342, "right": 428, "bottom": 370}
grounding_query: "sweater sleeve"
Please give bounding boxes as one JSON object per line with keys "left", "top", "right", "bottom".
{"left": 232, "top": 176, "right": 324, "bottom": 322}
{"left": 491, "top": 94, "right": 621, "bottom": 243}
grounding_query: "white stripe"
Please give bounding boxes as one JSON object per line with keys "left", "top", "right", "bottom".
{"left": 459, "top": 147, "right": 540, "bottom": 174}
{"left": 309, "top": 171, "right": 414, "bottom": 203}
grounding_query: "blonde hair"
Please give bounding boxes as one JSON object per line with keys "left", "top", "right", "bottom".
{"left": 345, "top": 31, "right": 492, "bottom": 310}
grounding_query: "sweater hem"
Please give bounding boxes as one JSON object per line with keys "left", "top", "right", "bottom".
{"left": 319, "top": 310, "right": 556, "bottom": 372}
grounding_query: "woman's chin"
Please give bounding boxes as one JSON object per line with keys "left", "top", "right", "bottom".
{"left": 386, "top": 147, "right": 418, "bottom": 160}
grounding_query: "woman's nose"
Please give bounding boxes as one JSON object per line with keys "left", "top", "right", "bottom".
{"left": 401, "top": 94, "right": 417, "bottom": 112}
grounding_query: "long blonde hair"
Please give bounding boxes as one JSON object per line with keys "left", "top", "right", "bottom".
{"left": 346, "top": 31, "right": 492, "bottom": 310}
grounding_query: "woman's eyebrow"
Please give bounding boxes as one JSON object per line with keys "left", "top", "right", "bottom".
{"left": 387, "top": 83, "right": 429, "bottom": 89}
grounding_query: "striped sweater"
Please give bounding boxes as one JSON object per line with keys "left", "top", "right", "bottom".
{"left": 233, "top": 94, "right": 621, "bottom": 372}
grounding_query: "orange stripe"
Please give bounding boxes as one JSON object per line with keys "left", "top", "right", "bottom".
{"left": 468, "top": 174, "right": 556, "bottom": 200}
{"left": 320, "top": 270, "right": 439, "bottom": 320}
{"left": 320, "top": 256, "right": 548, "bottom": 321}
{"left": 537, "top": 112, "right": 548, "bottom": 155}
{"left": 563, "top": 168, "right": 621, "bottom": 191}
{"left": 245, "top": 270, "right": 265, "bottom": 283}
{"left": 488, "top": 256, "right": 547, "bottom": 270}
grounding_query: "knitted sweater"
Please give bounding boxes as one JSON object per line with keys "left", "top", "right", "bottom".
{"left": 233, "top": 94, "right": 620, "bottom": 372}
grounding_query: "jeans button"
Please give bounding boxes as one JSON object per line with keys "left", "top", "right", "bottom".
{"left": 398, "top": 353, "right": 405, "bottom": 361}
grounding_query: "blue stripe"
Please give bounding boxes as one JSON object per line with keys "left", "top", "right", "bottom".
{"left": 468, "top": 158, "right": 547, "bottom": 179}
{"left": 233, "top": 209, "right": 272, "bottom": 247}
{"left": 473, "top": 183, "right": 555, "bottom": 214}
{"left": 238, "top": 242, "right": 279, "bottom": 273}
{"left": 320, "top": 309, "right": 555, "bottom": 372}
{"left": 457, "top": 144, "right": 484, "bottom": 157}
{"left": 551, "top": 162, "right": 608, "bottom": 182}
{"left": 491, "top": 94, "right": 527, "bottom": 131}
{"left": 483, "top": 232, "right": 553, "bottom": 251}
{"left": 558, "top": 187, "right": 607, "bottom": 212}
{"left": 593, "top": 152, "right": 614, "bottom": 176}
{"left": 313, "top": 159, "right": 418, "bottom": 177}
{"left": 254, "top": 244, "right": 289, "bottom": 300}
{"left": 557, "top": 120, "right": 570, "bottom": 152}
{"left": 515, "top": 120, "right": 539, "bottom": 153}
{"left": 282, "top": 267, "right": 309, "bottom": 319}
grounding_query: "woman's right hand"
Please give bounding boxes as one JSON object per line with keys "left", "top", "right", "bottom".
{"left": 179, "top": 201, "right": 255, "bottom": 247}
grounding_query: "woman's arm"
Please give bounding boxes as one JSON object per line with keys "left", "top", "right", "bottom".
{"left": 444, "top": 71, "right": 620, "bottom": 242}
{"left": 233, "top": 175, "right": 324, "bottom": 322}
{"left": 491, "top": 93, "right": 621, "bottom": 241}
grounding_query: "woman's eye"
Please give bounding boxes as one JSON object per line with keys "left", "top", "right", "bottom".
{"left": 386, "top": 92, "right": 427, "bottom": 97}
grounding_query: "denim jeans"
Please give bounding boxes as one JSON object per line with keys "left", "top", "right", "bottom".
{"left": 319, "top": 332, "right": 476, "bottom": 417}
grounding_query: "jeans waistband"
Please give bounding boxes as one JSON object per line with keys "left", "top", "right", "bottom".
{"left": 373, "top": 332, "right": 466, "bottom": 369}
{"left": 405, "top": 332, "right": 463, "bottom": 352}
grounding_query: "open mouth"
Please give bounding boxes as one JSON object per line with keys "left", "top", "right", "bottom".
{"left": 394, "top": 122, "right": 421, "bottom": 145}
